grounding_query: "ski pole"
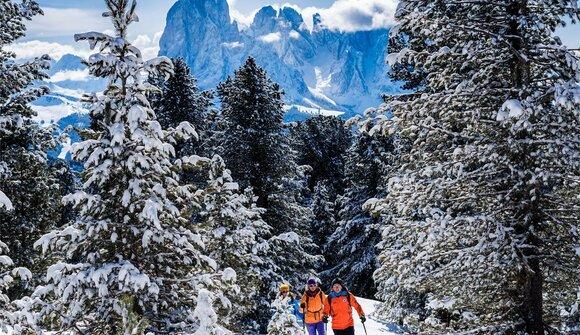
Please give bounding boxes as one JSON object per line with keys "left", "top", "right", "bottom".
{"left": 362, "top": 320, "right": 368, "bottom": 335}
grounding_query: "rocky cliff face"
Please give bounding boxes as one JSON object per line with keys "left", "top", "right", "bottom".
{"left": 159, "top": 0, "right": 401, "bottom": 116}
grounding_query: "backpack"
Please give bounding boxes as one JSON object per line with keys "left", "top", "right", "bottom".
{"left": 305, "top": 290, "right": 324, "bottom": 312}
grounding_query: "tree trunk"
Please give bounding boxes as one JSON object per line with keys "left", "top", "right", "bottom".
{"left": 521, "top": 244, "right": 544, "bottom": 334}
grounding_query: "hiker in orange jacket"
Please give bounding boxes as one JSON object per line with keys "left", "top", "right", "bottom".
{"left": 299, "top": 278, "right": 327, "bottom": 335}
{"left": 322, "top": 278, "right": 366, "bottom": 335}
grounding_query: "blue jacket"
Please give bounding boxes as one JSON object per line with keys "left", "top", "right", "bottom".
{"left": 272, "top": 294, "right": 304, "bottom": 321}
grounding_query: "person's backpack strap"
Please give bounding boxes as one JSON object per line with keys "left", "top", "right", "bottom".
{"left": 328, "top": 291, "right": 352, "bottom": 316}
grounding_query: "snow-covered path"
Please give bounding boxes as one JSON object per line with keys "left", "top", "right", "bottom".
{"left": 339, "top": 297, "right": 401, "bottom": 335}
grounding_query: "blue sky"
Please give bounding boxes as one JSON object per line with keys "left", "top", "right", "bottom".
{"left": 11, "top": 0, "right": 579, "bottom": 60}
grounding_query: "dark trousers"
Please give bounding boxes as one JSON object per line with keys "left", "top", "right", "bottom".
{"left": 332, "top": 326, "right": 354, "bottom": 335}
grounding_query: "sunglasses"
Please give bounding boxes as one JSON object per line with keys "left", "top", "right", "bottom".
{"left": 308, "top": 284, "right": 317, "bottom": 287}
{"left": 281, "top": 290, "right": 289, "bottom": 293}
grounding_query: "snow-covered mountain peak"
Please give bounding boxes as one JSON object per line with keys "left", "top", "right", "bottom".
{"left": 159, "top": 0, "right": 402, "bottom": 118}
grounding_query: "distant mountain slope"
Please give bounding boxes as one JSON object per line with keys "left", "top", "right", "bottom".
{"left": 159, "top": 0, "right": 401, "bottom": 117}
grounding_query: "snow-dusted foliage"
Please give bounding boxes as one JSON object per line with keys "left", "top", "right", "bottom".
{"left": 324, "top": 131, "right": 404, "bottom": 297}
{"left": 192, "top": 289, "right": 231, "bottom": 335}
{"left": 14, "top": 1, "right": 231, "bottom": 333}
{"left": 368, "top": 1, "right": 580, "bottom": 333}
{"left": 289, "top": 115, "right": 352, "bottom": 247}
{"left": 0, "top": 0, "right": 61, "bottom": 304}
{"left": 214, "top": 57, "right": 322, "bottom": 290}
{"left": 267, "top": 295, "right": 306, "bottom": 335}
{"left": 148, "top": 56, "right": 213, "bottom": 158}
{"left": 197, "top": 155, "right": 279, "bottom": 332}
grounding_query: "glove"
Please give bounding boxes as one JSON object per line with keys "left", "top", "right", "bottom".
{"left": 360, "top": 315, "right": 366, "bottom": 323}
{"left": 322, "top": 316, "right": 329, "bottom": 323}
{"left": 300, "top": 302, "right": 306, "bottom": 309}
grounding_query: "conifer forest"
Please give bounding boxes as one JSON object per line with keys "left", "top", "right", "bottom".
{"left": 0, "top": 0, "right": 578, "bottom": 334}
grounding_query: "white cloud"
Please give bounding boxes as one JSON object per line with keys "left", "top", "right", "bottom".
{"left": 229, "top": 7, "right": 257, "bottom": 30}
{"left": 132, "top": 31, "right": 163, "bottom": 60}
{"left": 243, "top": 0, "right": 397, "bottom": 33}
{"left": 223, "top": 41, "right": 245, "bottom": 48}
{"left": 301, "top": 0, "right": 398, "bottom": 32}
{"left": 259, "top": 32, "right": 282, "bottom": 43}
{"left": 47, "top": 69, "right": 91, "bottom": 83}
{"left": 289, "top": 30, "right": 301, "bottom": 39}
{"left": 5, "top": 40, "right": 89, "bottom": 60}
{"left": 25, "top": 7, "right": 109, "bottom": 38}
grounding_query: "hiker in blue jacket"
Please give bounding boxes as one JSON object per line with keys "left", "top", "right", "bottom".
{"left": 273, "top": 284, "right": 304, "bottom": 321}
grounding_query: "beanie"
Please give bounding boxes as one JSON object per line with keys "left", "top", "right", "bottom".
{"left": 331, "top": 278, "right": 344, "bottom": 288}
{"left": 307, "top": 278, "right": 317, "bottom": 286}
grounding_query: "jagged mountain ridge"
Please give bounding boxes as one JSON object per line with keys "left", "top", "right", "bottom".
{"left": 159, "top": 0, "right": 401, "bottom": 116}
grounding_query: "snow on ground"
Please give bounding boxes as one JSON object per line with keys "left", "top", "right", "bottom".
{"left": 0, "top": 297, "right": 400, "bottom": 334}
{"left": 348, "top": 297, "right": 402, "bottom": 335}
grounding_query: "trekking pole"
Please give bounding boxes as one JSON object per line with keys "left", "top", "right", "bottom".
{"left": 362, "top": 320, "right": 368, "bottom": 335}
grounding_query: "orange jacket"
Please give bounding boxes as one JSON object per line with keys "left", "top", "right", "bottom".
{"left": 299, "top": 289, "right": 326, "bottom": 324}
{"left": 323, "top": 291, "right": 364, "bottom": 330}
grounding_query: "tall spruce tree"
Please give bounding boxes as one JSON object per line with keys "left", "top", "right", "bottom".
{"left": 369, "top": 1, "right": 580, "bottom": 333}
{"left": 198, "top": 155, "right": 283, "bottom": 333}
{"left": 0, "top": 0, "right": 62, "bottom": 303}
{"left": 323, "top": 130, "right": 402, "bottom": 297}
{"left": 289, "top": 116, "right": 352, "bottom": 248}
{"left": 214, "top": 57, "right": 321, "bottom": 289}
{"left": 289, "top": 115, "right": 352, "bottom": 194}
{"left": 17, "top": 1, "right": 233, "bottom": 333}
{"left": 148, "top": 56, "right": 213, "bottom": 157}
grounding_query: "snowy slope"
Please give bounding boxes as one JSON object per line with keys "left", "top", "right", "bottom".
{"left": 349, "top": 297, "right": 402, "bottom": 335}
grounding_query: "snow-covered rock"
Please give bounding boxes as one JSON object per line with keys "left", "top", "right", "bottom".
{"left": 159, "top": 0, "right": 402, "bottom": 116}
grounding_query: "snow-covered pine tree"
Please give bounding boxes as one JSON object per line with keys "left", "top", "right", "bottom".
{"left": 214, "top": 57, "right": 321, "bottom": 289}
{"left": 323, "top": 130, "right": 401, "bottom": 297}
{"left": 198, "top": 155, "right": 282, "bottom": 332}
{"left": 267, "top": 295, "right": 306, "bottom": 335}
{"left": 192, "top": 289, "right": 231, "bottom": 335}
{"left": 368, "top": 1, "right": 580, "bottom": 333}
{"left": 20, "top": 1, "right": 232, "bottom": 333}
{"left": 289, "top": 115, "right": 352, "bottom": 194}
{"left": 288, "top": 116, "right": 351, "bottom": 247}
{"left": 148, "top": 56, "right": 213, "bottom": 157}
{"left": 309, "top": 181, "right": 337, "bottom": 247}
{"left": 0, "top": 0, "right": 61, "bottom": 300}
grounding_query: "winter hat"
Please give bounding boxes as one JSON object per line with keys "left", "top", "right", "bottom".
{"left": 307, "top": 278, "right": 317, "bottom": 286}
{"left": 280, "top": 284, "right": 290, "bottom": 292}
{"left": 331, "top": 278, "right": 345, "bottom": 288}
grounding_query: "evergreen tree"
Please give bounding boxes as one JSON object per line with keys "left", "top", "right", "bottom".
{"left": 18, "top": 1, "right": 232, "bottom": 333}
{"left": 214, "top": 57, "right": 321, "bottom": 289}
{"left": 289, "top": 116, "right": 352, "bottom": 247}
{"left": 0, "top": 0, "right": 61, "bottom": 301}
{"left": 49, "top": 158, "right": 78, "bottom": 227}
{"left": 369, "top": 1, "right": 580, "bottom": 333}
{"left": 267, "top": 295, "right": 306, "bottom": 335}
{"left": 289, "top": 115, "right": 352, "bottom": 194}
{"left": 192, "top": 289, "right": 231, "bottom": 335}
{"left": 148, "top": 56, "right": 213, "bottom": 157}
{"left": 309, "top": 181, "right": 337, "bottom": 246}
{"left": 323, "top": 130, "right": 402, "bottom": 297}
{"left": 198, "top": 155, "right": 281, "bottom": 332}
